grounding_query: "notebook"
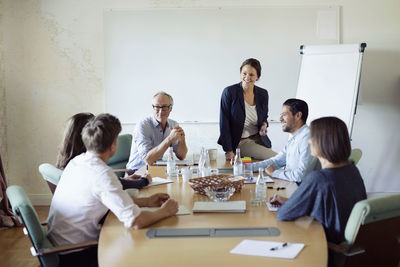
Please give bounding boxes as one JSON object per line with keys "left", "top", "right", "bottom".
{"left": 155, "top": 159, "right": 198, "bottom": 166}
{"left": 148, "top": 177, "right": 174, "bottom": 187}
{"left": 140, "top": 205, "right": 191, "bottom": 216}
{"left": 244, "top": 176, "right": 274, "bottom": 184}
{"left": 192, "top": 201, "right": 246, "bottom": 213}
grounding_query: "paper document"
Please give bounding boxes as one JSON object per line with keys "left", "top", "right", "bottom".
{"left": 148, "top": 177, "right": 173, "bottom": 187}
{"left": 155, "top": 160, "right": 198, "bottom": 166}
{"left": 230, "top": 240, "right": 304, "bottom": 259}
{"left": 244, "top": 176, "right": 274, "bottom": 184}
{"left": 141, "top": 205, "right": 191, "bottom": 216}
{"left": 193, "top": 201, "right": 246, "bottom": 213}
{"left": 266, "top": 202, "right": 279, "bottom": 212}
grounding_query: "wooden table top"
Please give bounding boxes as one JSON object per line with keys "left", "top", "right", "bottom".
{"left": 98, "top": 158, "right": 327, "bottom": 267}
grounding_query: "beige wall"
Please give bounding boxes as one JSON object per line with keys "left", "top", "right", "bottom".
{"left": 0, "top": 0, "right": 399, "bottom": 204}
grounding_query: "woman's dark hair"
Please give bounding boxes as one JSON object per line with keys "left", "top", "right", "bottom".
{"left": 56, "top": 112, "right": 95, "bottom": 169}
{"left": 82, "top": 113, "right": 121, "bottom": 154}
{"left": 240, "top": 58, "right": 262, "bottom": 78}
{"left": 283, "top": 98, "right": 309, "bottom": 123}
{"left": 310, "top": 116, "right": 351, "bottom": 164}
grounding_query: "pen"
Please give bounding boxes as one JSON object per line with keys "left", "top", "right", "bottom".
{"left": 267, "top": 186, "right": 286, "bottom": 190}
{"left": 145, "top": 164, "right": 149, "bottom": 176}
{"left": 270, "top": 242, "right": 288, "bottom": 251}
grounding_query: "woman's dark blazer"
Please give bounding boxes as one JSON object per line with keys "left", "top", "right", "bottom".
{"left": 217, "top": 82, "right": 272, "bottom": 153}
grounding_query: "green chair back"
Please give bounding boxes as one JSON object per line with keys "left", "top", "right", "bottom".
{"left": 6, "top": 185, "right": 59, "bottom": 267}
{"left": 107, "top": 134, "right": 132, "bottom": 177}
{"left": 341, "top": 193, "right": 400, "bottom": 267}
{"left": 39, "top": 163, "right": 63, "bottom": 194}
{"left": 349, "top": 148, "right": 362, "bottom": 165}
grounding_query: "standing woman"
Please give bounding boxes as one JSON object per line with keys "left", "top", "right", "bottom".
{"left": 218, "top": 58, "right": 276, "bottom": 162}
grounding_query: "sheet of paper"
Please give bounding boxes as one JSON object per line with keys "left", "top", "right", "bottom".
{"left": 266, "top": 202, "right": 279, "bottom": 212}
{"left": 193, "top": 201, "right": 246, "bottom": 213}
{"left": 148, "top": 177, "right": 174, "bottom": 187}
{"left": 244, "top": 176, "right": 274, "bottom": 184}
{"left": 230, "top": 239, "right": 305, "bottom": 259}
{"left": 155, "top": 160, "right": 198, "bottom": 166}
{"left": 140, "top": 205, "right": 191, "bottom": 216}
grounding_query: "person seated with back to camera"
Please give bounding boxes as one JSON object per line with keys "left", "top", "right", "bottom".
{"left": 126, "top": 91, "right": 187, "bottom": 173}
{"left": 47, "top": 113, "right": 178, "bottom": 267}
{"left": 56, "top": 112, "right": 151, "bottom": 189}
{"left": 252, "top": 98, "right": 318, "bottom": 183}
{"left": 269, "top": 116, "right": 367, "bottom": 265}
{"left": 218, "top": 58, "right": 277, "bottom": 163}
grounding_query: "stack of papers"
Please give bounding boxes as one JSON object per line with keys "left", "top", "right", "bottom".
{"left": 193, "top": 201, "right": 246, "bottom": 213}
{"left": 148, "top": 177, "right": 173, "bottom": 187}
{"left": 230, "top": 240, "right": 305, "bottom": 259}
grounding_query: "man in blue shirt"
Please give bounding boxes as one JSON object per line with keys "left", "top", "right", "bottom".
{"left": 127, "top": 92, "right": 188, "bottom": 171}
{"left": 252, "top": 99, "right": 317, "bottom": 183}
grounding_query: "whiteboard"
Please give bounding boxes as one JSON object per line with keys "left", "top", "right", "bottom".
{"left": 296, "top": 43, "right": 366, "bottom": 135}
{"left": 104, "top": 7, "right": 339, "bottom": 123}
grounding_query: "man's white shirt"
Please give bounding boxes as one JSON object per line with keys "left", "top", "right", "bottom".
{"left": 47, "top": 151, "right": 141, "bottom": 246}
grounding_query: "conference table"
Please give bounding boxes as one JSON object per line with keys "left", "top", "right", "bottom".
{"left": 98, "top": 158, "right": 327, "bottom": 267}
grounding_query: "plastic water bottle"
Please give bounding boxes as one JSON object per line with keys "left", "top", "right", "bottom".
{"left": 166, "top": 147, "right": 178, "bottom": 176}
{"left": 233, "top": 148, "right": 243, "bottom": 176}
{"left": 198, "top": 147, "right": 205, "bottom": 175}
{"left": 201, "top": 149, "right": 211, "bottom": 177}
{"left": 256, "top": 167, "right": 267, "bottom": 203}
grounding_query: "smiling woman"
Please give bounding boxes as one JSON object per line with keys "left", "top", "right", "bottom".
{"left": 218, "top": 58, "right": 276, "bottom": 162}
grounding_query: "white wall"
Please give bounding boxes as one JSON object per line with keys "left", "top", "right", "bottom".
{"left": 0, "top": 0, "right": 399, "bottom": 205}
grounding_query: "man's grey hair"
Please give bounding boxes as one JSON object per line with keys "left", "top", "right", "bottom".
{"left": 153, "top": 91, "right": 174, "bottom": 106}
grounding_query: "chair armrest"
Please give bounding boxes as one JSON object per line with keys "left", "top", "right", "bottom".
{"left": 328, "top": 242, "right": 366, "bottom": 257}
{"left": 328, "top": 242, "right": 347, "bottom": 254}
{"left": 32, "top": 240, "right": 98, "bottom": 256}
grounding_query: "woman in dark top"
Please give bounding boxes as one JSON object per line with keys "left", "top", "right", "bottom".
{"left": 218, "top": 58, "right": 276, "bottom": 162}
{"left": 270, "top": 116, "right": 367, "bottom": 245}
{"left": 57, "top": 112, "right": 151, "bottom": 189}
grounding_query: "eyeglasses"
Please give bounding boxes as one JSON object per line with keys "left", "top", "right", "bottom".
{"left": 152, "top": 105, "right": 172, "bottom": 111}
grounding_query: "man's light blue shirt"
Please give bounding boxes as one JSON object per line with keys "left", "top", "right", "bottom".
{"left": 127, "top": 116, "right": 179, "bottom": 170}
{"left": 252, "top": 124, "right": 317, "bottom": 183}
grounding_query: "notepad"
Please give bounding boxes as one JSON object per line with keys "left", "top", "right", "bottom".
{"left": 155, "top": 160, "right": 198, "bottom": 166}
{"left": 148, "top": 177, "right": 174, "bottom": 187}
{"left": 266, "top": 202, "right": 279, "bottom": 212}
{"left": 192, "top": 201, "right": 246, "bottom": 213}
{"left": 230, "top": 240, "right": 305, "bottom": 259}
{"left": 244, "top": 176, "right": 274, "bottom": 184}
{"left": 141, "top": 205, "right": 191, "bottom": 216}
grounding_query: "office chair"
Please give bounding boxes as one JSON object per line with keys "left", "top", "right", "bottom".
{"left": 38, "top": 163, "right": 63, "bottom": 195}
{"left": 349, "top": 148, "right": 362, "bottom": 165}
{"left": 328, "top": 193, "right": 400, "bottom": 267}
{"left": 6, "top": 185, "right": 97, "bottom": 267}
{"left": 107, "top": 134, "right": 132, "bottom": 177}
